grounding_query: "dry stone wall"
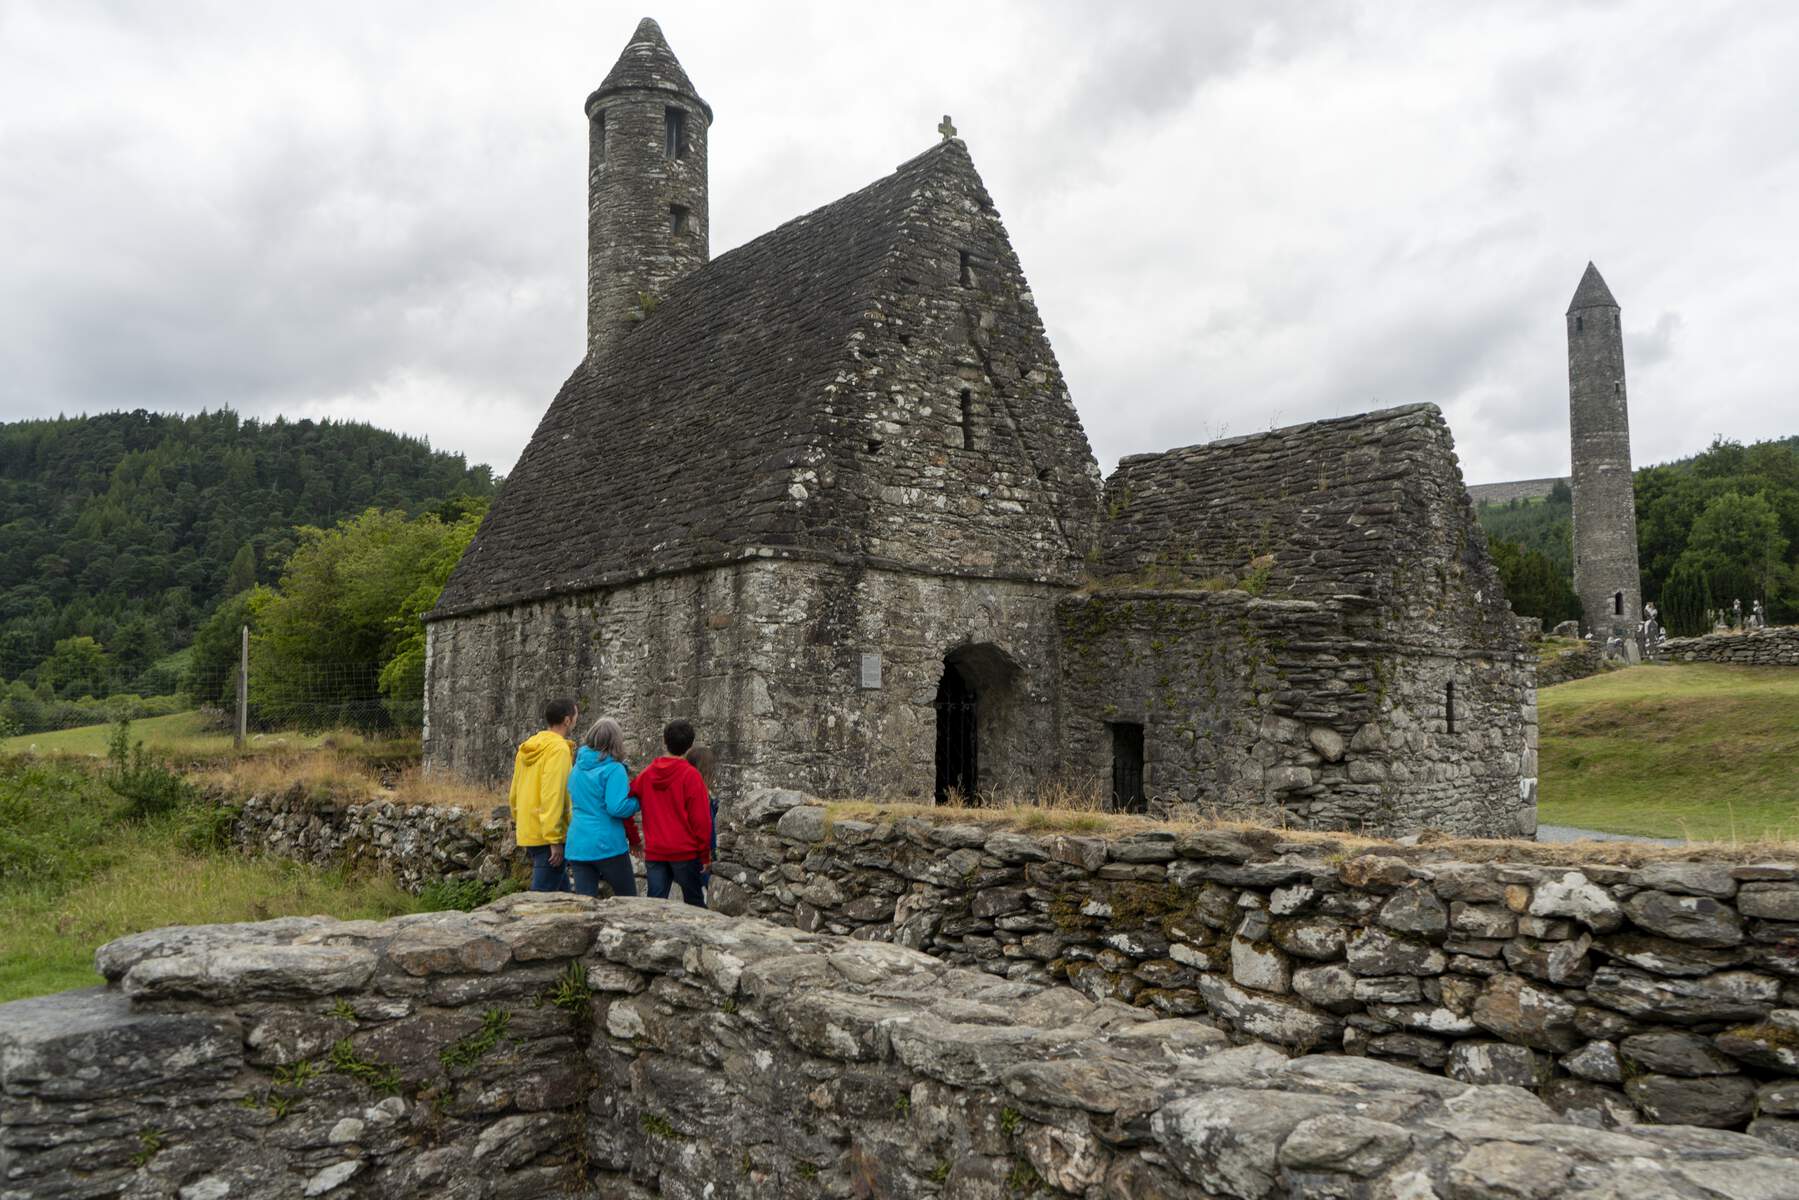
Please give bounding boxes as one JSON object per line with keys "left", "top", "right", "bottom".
{"left": 713, "top": 788, "right": 1799, "bottom": 1140}
{"left": 1660, "top": 627, "right": 1799, "bottom": 667}
{"left": 230, "top": 790, "right": 513, "bottom": 893}
{"left": 8, "top": 897, "right": 1799, "bottom": 1200}
{"left": 1539, "top": 641, "right": 1605, "bottom": 688}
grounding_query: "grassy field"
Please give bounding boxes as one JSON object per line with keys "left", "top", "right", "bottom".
{"left": 0, "top": 711, "right": 341, "bottom": 759}
{"left": 1538, "top": 663, "right": 1799, "bottom": 841}
{"left": 0, "top": 842, "right": 422, "bottom": 1002}
{"left": 0, "top": 755, "right": 424, "bottom": 1002}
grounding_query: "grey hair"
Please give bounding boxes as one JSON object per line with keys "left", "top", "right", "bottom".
{"left": 582, "top": 717, "right": 627, "bottom": 761}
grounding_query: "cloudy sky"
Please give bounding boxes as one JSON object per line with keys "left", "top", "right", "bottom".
{"left": 3, "top": 1, "right": 1795, "bottom": 485}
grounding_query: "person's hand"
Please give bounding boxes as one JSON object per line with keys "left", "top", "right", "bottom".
{"left": 548, "top": 844, "right": 565, "bottom": 867}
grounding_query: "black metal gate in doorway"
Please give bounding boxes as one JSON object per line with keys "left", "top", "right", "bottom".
{"left": 1111, "top": 722, "right": 1145, "bottom": 811}
{"left": 934, "top": 664, "right": 978, "bottom": 803}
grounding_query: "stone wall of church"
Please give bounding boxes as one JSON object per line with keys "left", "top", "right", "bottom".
{"left": 424, "top": 565, "right": 760, "bottom": 787}
{"left": 1057, "top": 590, "right": 1536, "bottom": 838}
{"left": 424, "top": 558, "right": 1077, "bottom": 802}
{"left": 7, "top": 896, "right": 1798, "bottom": 1199}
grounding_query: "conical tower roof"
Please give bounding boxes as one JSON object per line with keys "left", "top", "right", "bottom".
{"left": 587, "top": 17, "right": 711, "bottom": 121}
{"left": 1567, "top": 261, "right": 1619, "bottom": 312}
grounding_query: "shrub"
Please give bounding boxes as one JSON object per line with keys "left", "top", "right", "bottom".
{"left": 417, "top": 875, "right": 519, "bottom": 912}
{"left": 0, "top": 757, "right": 122, "bottom": 890}
{"left": 106, "top": 720, "right": 194, "bottom": 822}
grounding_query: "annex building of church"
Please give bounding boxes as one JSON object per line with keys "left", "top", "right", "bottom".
{"left": 424, "top": 18, "right": 1535, "bottom": 838}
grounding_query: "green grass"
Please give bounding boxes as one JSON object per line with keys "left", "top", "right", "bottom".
{"left": 1536, "top": 636, "right": 1592, "bottom": 668}
{"left": 1, "top": 712, "right": 406, "bottom": 761}
{"left": 1539, "top": 664, "right": 1799, "bottom": 841}
{"left": 0, "top": 755, "right": 421, "bottom": 1002}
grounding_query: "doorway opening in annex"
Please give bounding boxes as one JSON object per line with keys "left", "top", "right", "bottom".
{"left": 933, "top": 643, "right": 1021, "bottom": 804}
{"left": 934, "top": 663, "right": 977, "bottom": 803}
{"left": 1110, "top": 721, "right": 1146, "bottom": 812}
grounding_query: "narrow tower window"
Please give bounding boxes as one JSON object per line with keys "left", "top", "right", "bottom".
{"left": 1575, "top": 315, "right": 1583, "bottom": 333}
{"left": 1614, "top": 591, "right": 1624, "bottom": 616}
{"left": 664, "top": 107, "right": 686, "bottom": 159}
{"left": 959, "top": 250, "right": 975, "bottom": 288}
{"left": 959, "top": 388, "right": 974, "bottom": 450}
{"left": 670, "top": 205, "right": 690, "bottom": 235}
{"left": 592, "top": 111, "right": 606, "bottom": 164}
{"left": 1445, "top": 681, "right": 1457, "bottom": 734}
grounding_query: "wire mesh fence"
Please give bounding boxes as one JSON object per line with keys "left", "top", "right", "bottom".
{"left": 188, "top": 653, "right": 419, "bottom": 738}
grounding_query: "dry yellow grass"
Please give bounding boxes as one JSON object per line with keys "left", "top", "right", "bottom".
{"left": 821, "top": 798, "right": 1799, "bottom": 867}
{"left": 386, "top": 765, "right": 504, "bottom": 812}
{"left": 193, "top": 753, "right": 501, "bottom": 817}
{"left": 192, "top": 751, "right": 383, "bottom": 802}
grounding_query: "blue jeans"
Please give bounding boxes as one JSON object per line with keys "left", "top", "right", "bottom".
{"left": 525, "top": 845, "right": 569, "bottom": 892}
{"left": 569, "top": 853, "right": 636, "bottom": 898}
{"left": 646, "top": 859, "right": 705, "bottom": 907}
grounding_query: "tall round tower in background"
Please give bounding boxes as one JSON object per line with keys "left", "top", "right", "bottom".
{"left": 1566, "top": 262, "right": 1642, "bottom": 645}
{"left": 585, "top": 18, "right": 711, "bottom": 363}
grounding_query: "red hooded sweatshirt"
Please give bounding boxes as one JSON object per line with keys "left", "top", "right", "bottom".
{"left": 630, "top": 756, "right": 712, "bottom": 865}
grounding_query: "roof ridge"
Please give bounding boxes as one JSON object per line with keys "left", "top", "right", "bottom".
{"left": 697, "top": 139, "right": 964, "bottom": 277}
{"left": 1120, "top": 403, "right": 1443, "bottom": 465}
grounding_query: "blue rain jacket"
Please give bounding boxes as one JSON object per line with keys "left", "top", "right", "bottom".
{"left": 565, "top": 747, "right": 639, "bottom": 862}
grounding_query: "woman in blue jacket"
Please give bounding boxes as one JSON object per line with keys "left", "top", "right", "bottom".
{"left": 565, "top": 717, "right": 641, "bottom": 897}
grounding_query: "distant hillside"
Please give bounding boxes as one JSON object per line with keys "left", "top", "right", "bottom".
{"left": 1466, "top": 476, "right": 1567, "bottom": 505}
{"left": 0, "top": 410, "right": 497, "bottom": 700}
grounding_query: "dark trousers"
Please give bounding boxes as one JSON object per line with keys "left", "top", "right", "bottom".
{"left": 525, "top": 845, "right": 569, "bottom": 893}
{"left": 646, "top": 859, "right": 706, "bottom": 907}
{"left": 569, "top": 853, "right": 637, "bottom": 898}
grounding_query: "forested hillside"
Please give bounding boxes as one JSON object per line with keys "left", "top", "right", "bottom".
{"left": 0, "top": 411, "right": 497, "bottom": 724}
{"left": 1477, "top": 436, "right": 1799, "bottom": 633}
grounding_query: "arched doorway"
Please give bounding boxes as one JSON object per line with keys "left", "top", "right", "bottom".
{"left": 934, "top": 662, "right": 978, "bottom": 803}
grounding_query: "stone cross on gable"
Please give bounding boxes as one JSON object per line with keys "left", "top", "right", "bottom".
{"left": 938, "top": 114, "right": 957, "bottom": 140}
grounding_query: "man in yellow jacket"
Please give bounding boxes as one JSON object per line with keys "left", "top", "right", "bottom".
{"left": 508, "top": 697, "right": 579, "bottom": 891}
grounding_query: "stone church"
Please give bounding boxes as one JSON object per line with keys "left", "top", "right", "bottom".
{"left": 425, "top": 18, "right": 1535, "bottom": 838}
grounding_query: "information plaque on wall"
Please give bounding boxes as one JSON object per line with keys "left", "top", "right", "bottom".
{"left": 859, "top": 652, "right": 882, "bottom": 689}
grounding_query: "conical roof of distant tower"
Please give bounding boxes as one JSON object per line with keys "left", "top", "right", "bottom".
{"left": 588, "top": 17, "right": 711, "bottom": 119}
{"left": 1567, "top": 261, "right": 1619, "bottom": 312}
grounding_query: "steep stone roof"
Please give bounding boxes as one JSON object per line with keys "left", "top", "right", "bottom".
{"left": 433, "top": 141, "right": 998, "bottom": 619}
{"left": 1095, "top": 404, "right": 1517, "bottom": 643}
{"left": 586, "top": 17, "right": 710, "bottom": 120}
{"left": 1567, "top": 261, "right": 1619, "bottom": 312}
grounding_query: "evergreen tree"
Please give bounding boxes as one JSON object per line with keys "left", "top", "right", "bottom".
{"left": 1660, "top": 563, "right": 1710, "bottom": 637}
{"left": 224, "top": 543, "right": 258, "bottom": 597}
{"left": 1488, "top": 540, "right": 1581, "bottom": 626}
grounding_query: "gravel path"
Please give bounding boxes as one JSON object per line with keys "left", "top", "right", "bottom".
{"left": 1536, "top": 823, "right": 1685, "bottom": 847}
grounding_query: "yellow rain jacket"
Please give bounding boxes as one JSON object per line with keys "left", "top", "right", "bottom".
{"left": 507, "top": 730, "right": 574, "bottom": 846}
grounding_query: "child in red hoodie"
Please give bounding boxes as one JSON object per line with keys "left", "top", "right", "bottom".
{"left": 630, "top": 719, "right": 712, "bottom": 906}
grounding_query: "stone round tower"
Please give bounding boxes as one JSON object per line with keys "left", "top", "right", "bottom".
{"left": 584, "top": 18, "right": 711, "bottom": 362}
{"left": 1566, "top": 262, "right": 1642, "bottom": 645}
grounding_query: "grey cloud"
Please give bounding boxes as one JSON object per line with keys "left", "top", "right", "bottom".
{"left": 1627, "top": 312, "right": 1682, "bottom": 370}
{"left": 2, "top": 1, "right": 1796, "bottom": 492}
